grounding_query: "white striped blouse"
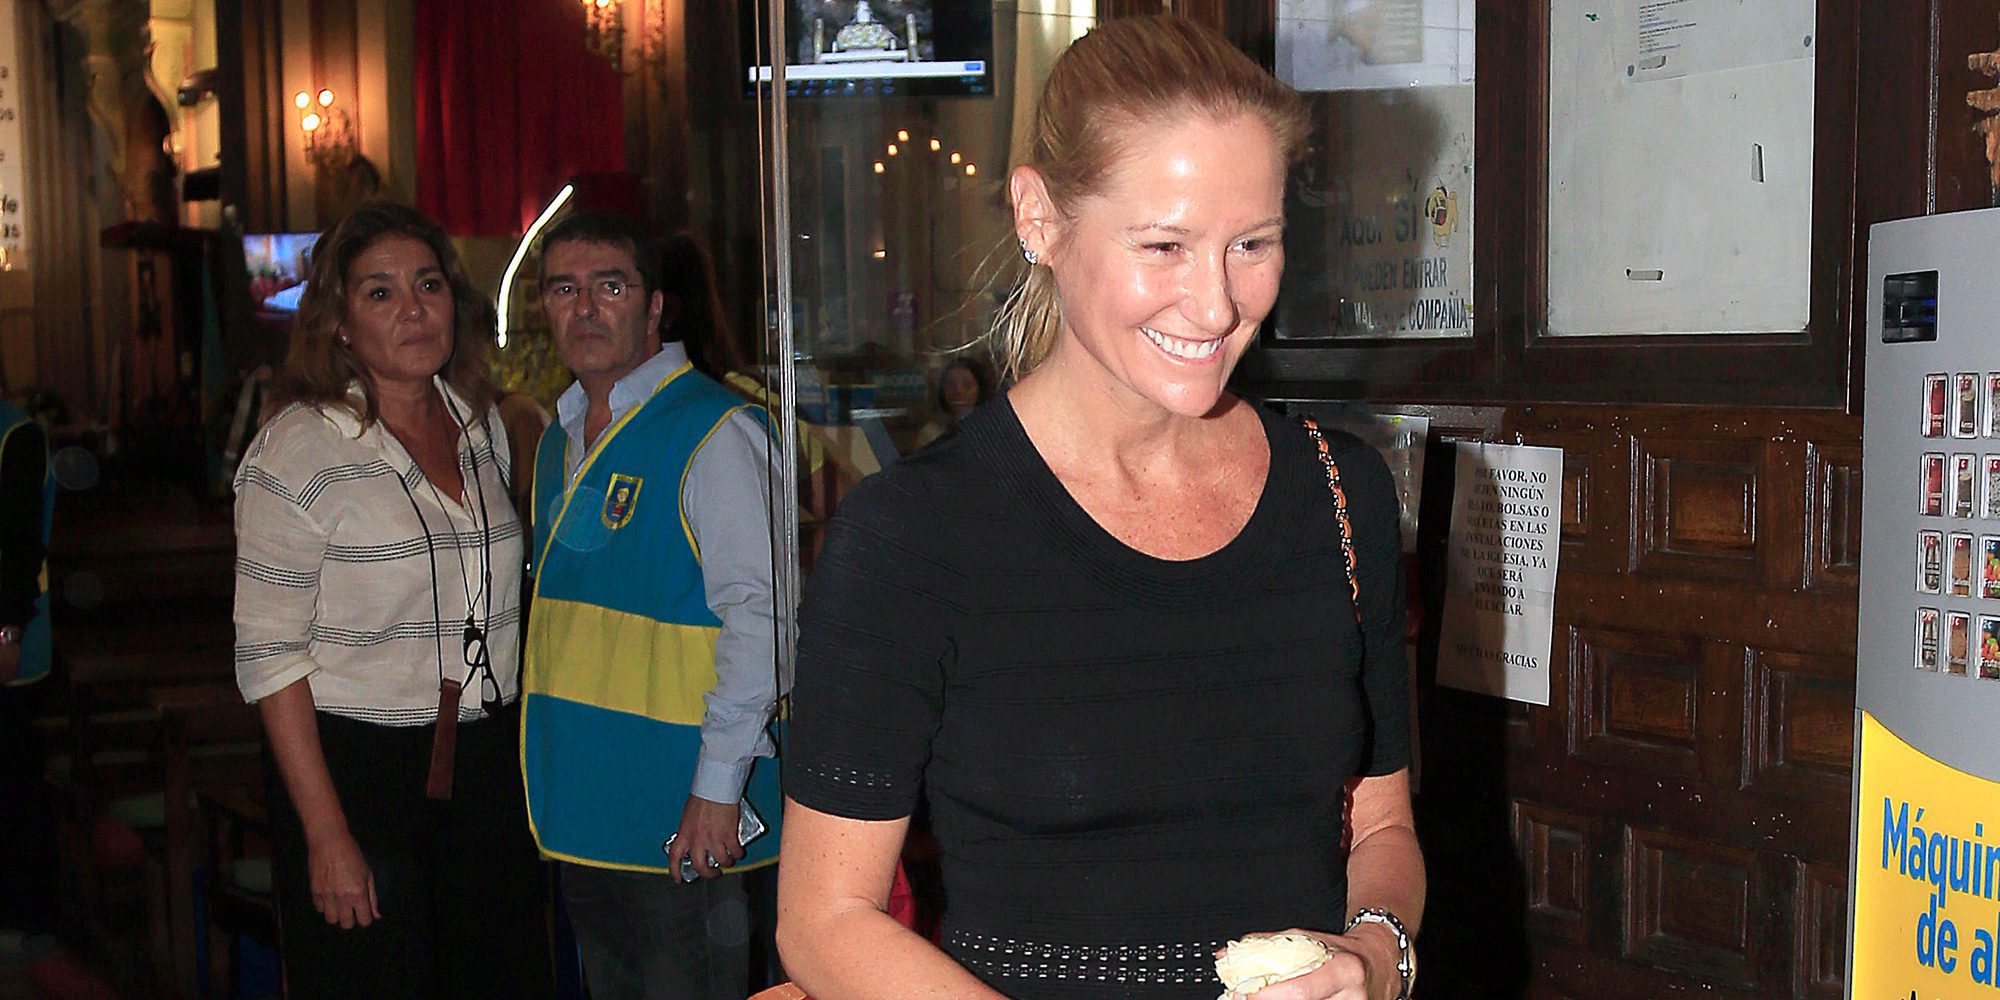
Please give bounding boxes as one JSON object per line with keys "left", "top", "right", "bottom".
{"left": 232, "top": 379, "right": 523, "bottom": 726}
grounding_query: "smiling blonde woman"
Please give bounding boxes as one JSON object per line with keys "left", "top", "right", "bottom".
{"left": 777, "top": 16, "right": 1424, "bottom": 1000}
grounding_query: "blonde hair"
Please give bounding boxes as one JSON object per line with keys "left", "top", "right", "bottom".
{"left": 267, "top": 199, "right": 496, "bottom": 427}
{"left": 994, "top": 15, "right": 1309, "bottom": 381}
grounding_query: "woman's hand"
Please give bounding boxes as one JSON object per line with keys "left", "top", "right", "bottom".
{"left": 1227, "top": 924, "right": 1405, "bottom": 1000}
{"left": 307, "top": 829, "right": 380, "bottom": 929}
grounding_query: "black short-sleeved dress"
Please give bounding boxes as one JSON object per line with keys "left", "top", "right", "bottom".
{"left": 787, "top": 397, "right": 1409, "bottom": 999}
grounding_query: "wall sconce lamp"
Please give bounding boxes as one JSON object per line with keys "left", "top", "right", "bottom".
{"left": 582, "top": 0, "right": 666, "bottom": 74}
{"left": 583, "top": 0, "right": 624, "bottom": 69}
{"left": 296, "top": 88, "right": 357, "bottom": 169}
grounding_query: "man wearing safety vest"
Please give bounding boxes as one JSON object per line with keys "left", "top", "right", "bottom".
{"left": 522, "top": 211, "right": 785, "bottom": 1000}
{"left": 0, "top": 393, "right": 55, "bottom": 952}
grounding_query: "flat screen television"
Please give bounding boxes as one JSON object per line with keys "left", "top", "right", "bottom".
{"left": 742, "top": 0, "right": 993, "bottom": 98}
{"left": 243, "top": 232, "right": 318, "bottom": 314}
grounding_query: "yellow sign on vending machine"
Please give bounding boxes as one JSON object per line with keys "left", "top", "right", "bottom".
{"left": 1854, "top": 711, "right": 2000, "bottom": 992}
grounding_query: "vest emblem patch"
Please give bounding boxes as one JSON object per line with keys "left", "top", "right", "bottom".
{"left": 602, "top": 473, "right": 643, "bottom": 529}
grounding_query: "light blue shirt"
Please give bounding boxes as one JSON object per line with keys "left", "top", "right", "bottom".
{"left": 554, "top": 342, "right": 786, "bottom": 804}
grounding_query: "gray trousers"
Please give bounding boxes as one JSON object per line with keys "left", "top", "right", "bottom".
{"left": 558, "top": 862, "right": 751, "bottom": 1000}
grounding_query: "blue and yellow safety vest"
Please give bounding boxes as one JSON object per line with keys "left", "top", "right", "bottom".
{"left": 521, "top": 364, "right": 781, "bottom": 873}
{"left": 0, "top": 400, "right": 52, "bottom": 687}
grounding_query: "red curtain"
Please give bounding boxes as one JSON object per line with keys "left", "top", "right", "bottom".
{"left": 415, "top": 0, "right": 626, "bottom": 237}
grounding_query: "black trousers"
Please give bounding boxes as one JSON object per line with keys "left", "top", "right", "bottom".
{"left": 270, "top": 706, "right": 553, "bottom": 1000}
{"left": 0, "top": 678, "right": 56, "bottom": 934}
{"left": 558, "top": 861, "right": 754, "bottom": 1000}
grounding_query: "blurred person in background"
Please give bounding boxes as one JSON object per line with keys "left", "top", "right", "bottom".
{"left": 0, "top": 388, "right": 56, "bottom": 966}
{"left": 913, "top": 355, "right": 996, "bottom": 448}
{"left": 662, "top": 229, "right": 850, "bottom": 565}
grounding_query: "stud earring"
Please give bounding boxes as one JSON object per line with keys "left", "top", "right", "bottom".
{"left": 1019, "top": 238, "right": 1039, "bottom": 266}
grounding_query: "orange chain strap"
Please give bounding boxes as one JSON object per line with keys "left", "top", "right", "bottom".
{"left": 1298, "top": 415, "right": 1361, "bottom": 622}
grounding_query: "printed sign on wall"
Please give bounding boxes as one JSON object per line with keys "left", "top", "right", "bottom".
{"left": 1435, "top": 442, "right": 1563, "bottom": 705}
{"left": 1853, "top": 713, "right": 2000, "bottom": 993}
{"left": 0, "top": 0, "right": 24, "bottom": 270}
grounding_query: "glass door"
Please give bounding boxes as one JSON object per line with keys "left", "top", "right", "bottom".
{"left": 750, "top": 0, "right": 1097, "bottom": 596}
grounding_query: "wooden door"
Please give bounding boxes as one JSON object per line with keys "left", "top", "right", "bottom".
{"left": 1408, "top": 404, "right": 1860, "bottom": 998}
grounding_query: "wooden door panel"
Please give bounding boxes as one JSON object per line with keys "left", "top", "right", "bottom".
{"left": 1804, "top": 442, "right": 1864, "bottom": 594}
{"left": 1512, "top": 799, "right": 1594, "bottom": 945}
{"left": 1557, "top": 450, "right": 1591, "bottom": 545}
{"left": 1621, "top": 826, "right": 1762, "bottom": 988}
{"left": 1743, "top": 647, "right": 1855, "bottom": 799}
{"left": 1793, "top": 858, "right": 1848, "bottom": 1000}
{"left": 1565, "top": 626, "right": 1705, "bottom": 779}
{"left": 1632, "top": 435, "right": 1766, "bottom": 584}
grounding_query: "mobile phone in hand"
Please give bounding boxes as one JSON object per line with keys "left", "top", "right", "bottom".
{"left": 663, "top": 797, "right": 768, "bottom": 882}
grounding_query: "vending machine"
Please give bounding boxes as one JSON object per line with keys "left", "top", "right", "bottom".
{"left": 1851, "top": 206, "right": 2000, "bottom": 994}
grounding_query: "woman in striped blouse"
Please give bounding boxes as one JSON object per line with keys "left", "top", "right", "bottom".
{"left": 232, "top": 200, "right": 551, "bottom": 998}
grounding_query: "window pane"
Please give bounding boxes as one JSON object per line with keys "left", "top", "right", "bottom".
{"left": 1545, "top": 0, "right": 1815, "bottom": 337}
{"left": 1270, "top": 0, "right": 1475, "bottom": 341}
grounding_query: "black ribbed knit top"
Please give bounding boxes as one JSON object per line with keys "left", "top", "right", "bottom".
{"left": 786, "top": 396, "right": 1410, "bottom": 999}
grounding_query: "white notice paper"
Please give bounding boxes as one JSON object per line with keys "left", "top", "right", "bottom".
{"left": 1627, "top": 0, "right": 1814, "bottom": 83}
{"left": 0, "top": 1, "right": 26, "bottom": 269}
{"left": 1275, "top": 0, "right": 1475, "bottom": 92}
{"left": 1435, "top": 443, "right": 1562, "bottom": 705}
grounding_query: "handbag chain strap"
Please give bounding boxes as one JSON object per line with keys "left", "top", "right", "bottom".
{"left": 1299, "top": 416, "right": 1360, "bottom": 622}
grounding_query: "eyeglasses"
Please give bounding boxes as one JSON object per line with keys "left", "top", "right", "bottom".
{"left": 541, "top": 277, "right": 632, "bottom": 305}
{"left": 463, "top": 619, "right": 502, "bottom": 717}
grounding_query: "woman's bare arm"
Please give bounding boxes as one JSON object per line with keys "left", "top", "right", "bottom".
{"left": 260, "top": 679, "right": 380, "bottom": 928}
{"left": 1239, "top": 769, "right": 1424, "bottom": 1000}
{"left": 776, "top": 798, "right": 1006, "bottom": 999}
